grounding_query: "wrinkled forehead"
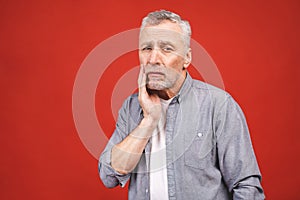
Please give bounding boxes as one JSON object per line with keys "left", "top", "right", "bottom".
{"left": 139, "top": 22, "right": 185, "bottom": 47}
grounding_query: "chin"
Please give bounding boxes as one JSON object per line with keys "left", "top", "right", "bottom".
{"left": 146, "top": 81, "right": 166, "bottom": 91}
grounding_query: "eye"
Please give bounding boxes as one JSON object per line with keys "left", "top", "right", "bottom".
{"left": 162, "top": 46, "right": 174, "bottom": 52}
{"left": 141, "top": 46, "right": 152, "bottom": 51}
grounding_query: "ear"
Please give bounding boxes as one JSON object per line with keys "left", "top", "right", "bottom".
{"left": 183, "top": 48, "right": 192, "bottom": 69}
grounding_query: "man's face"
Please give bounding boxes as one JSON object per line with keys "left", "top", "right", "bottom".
{"left": 139, "top": 20, "right": 191, "bottom": 92}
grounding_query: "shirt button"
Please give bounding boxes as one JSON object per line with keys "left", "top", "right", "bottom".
{"left": 197, "top": 132, "right": 203, "bottom": 137}
{"left": 146, "top": 189, "right": 148, "bottom": 193}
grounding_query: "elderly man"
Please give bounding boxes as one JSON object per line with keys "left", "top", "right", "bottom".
{"left": 99, "top": 10, "right": 265, "bottom": 200}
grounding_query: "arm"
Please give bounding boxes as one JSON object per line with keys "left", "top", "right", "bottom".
{"left": 99, "top": 65, "right": 161, "bottom": 187}
{"left": 111, "top": 64, "right": 161, "bottom": 174}
{"left": 99, "top": 116, "right": 157, "bottom": 188}
{"left": 111, "top": 117, "right": 157, "bottom": 174}
{"left": 215, "top": 96, "right": 265, "bottom": 199}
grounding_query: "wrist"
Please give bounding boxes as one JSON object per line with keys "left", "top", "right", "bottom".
{"left": 129, "top": 116, "right": 159, "bottom": 139}
{"left": 140, "top": 116, "right": 159, "bottom": 128}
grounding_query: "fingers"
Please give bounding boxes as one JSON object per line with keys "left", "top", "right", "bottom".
{"left": 138, "top": 64, "right": 146, "bottom": 94}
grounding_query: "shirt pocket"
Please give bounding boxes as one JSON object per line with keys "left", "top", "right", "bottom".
{"left": 184, "top": 130, "right": 215, "bottom": 169}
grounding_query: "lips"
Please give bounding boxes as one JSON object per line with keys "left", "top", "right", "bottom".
{"left": 147, "top": 71, "right": 164, "bottom": 75}
{"left": 147, "top": 72, "right": 165, "bottom": 79}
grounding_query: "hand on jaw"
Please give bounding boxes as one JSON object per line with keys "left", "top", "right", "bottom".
{"left": 137, "top": 64, "right": 162, "bottom": 132}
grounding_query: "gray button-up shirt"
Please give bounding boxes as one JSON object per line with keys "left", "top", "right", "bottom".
{"left": 99, "top": 73, "right": 265, "bottom": 200}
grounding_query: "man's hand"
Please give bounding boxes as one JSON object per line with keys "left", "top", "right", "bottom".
{"left": 138, "top": 65, "right": 161, "bottom": 130}
{"left": 110, "top": 65, "right": 162, "bottom": 174}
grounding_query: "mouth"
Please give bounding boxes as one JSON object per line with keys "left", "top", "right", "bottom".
{"left": 147, "top": 72, "right": 165, "bottom": 78}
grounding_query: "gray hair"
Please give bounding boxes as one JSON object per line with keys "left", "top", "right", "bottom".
{"left": 140, "top": 10, "right": 192, "bottom": 50}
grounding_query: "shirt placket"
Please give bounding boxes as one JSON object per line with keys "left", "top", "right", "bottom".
{"left": 165, "top": 99, "right": 179, "bottom": 200}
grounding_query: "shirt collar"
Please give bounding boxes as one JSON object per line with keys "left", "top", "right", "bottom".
{"left": 174, "top": 72, "right": 193, "bottom": 103}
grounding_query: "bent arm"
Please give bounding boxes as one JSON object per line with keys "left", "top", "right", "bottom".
{"left": 99, "top": 65, "right": 161, "bottom": 188}
{"left": 99, "top": 116, "right": 156, "bottom": 188}
{"left": 111, "top": 65, "right": 161, "bottom": 174}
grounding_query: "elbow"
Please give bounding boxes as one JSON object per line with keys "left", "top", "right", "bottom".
{"left": 101, "top": 176, "right": 119, "bottom": 189}
{"left": 98, "top": 161, "right": 119, "bottom": 188}
{"left": 99, "top": 167, "right": 119, "bottom": 188}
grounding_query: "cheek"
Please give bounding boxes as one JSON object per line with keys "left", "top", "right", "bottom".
{"left": 139, "top": 53, "right": 147, "bottom": 64}
{"left": 167, "top": 56, "right": 185, "bottom": 71}
{"left": 165, "top": 64, "right": 182, "bottom": 79}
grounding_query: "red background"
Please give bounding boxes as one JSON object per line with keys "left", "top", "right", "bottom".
{"left": 1, "top": 0, "right": 299, "bottom": 199}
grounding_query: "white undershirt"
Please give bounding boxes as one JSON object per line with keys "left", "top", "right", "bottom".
{"left": 150, "top": 98, "right": 172, "bottom": 200}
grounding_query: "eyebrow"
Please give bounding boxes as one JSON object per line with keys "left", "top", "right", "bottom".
{"left": 139, "top": 40, "right": 175, "bottom": 48}
{"left": 139, "top": 41, "right": 153, "bottom": 47}
{"left": 158, "top": 41, "right": 175, "bottom": 48}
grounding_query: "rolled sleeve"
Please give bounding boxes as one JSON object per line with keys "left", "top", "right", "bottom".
{"left": 99, "top": 144, "right": 130, "bottom": 188}
{"left": 232, "top": 176, "right": 264, "bottom": 200}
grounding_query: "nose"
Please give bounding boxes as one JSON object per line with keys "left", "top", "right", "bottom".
{"left": 148, "top": 49, "right": 162, "bottom": 65}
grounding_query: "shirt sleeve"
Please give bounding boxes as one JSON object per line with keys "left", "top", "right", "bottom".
{"left": 98, "top": 98, "right": 132, "bottom": 188}
{"left": 214, "top": 95, "right": 265, "bottom": 199}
